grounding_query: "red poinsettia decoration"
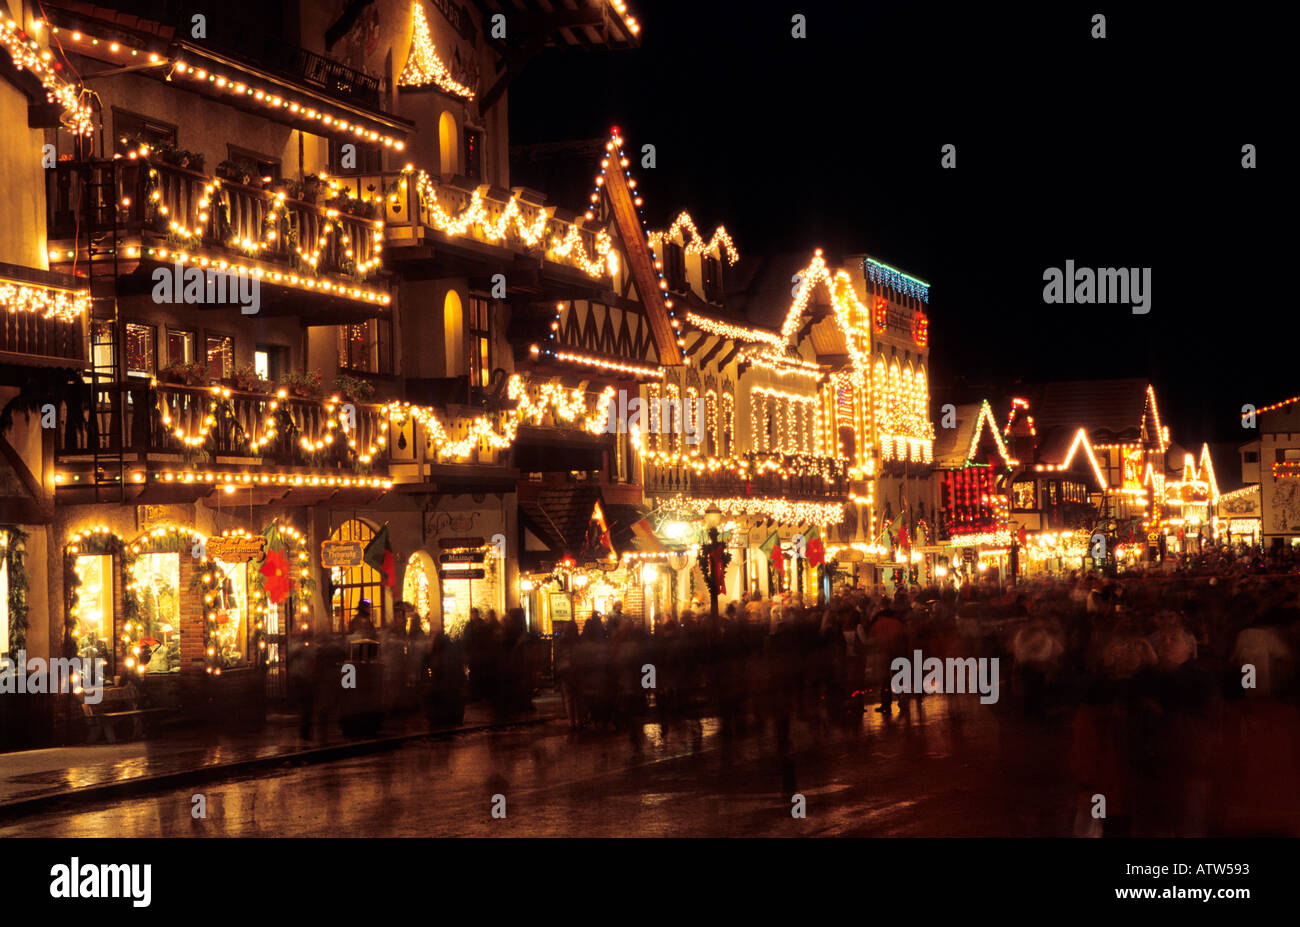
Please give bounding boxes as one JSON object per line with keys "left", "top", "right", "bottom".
{"left": 806, "top": 537, "right": 825, "bottom": 567}
{"left": 260, "top": 549, "right": 292, "bottom": 604}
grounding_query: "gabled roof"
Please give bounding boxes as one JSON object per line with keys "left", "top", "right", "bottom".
{"left": 933, "top": 400, "right": 1015, "bottom": 469}
{"left": 1206, "top": 440, "right": 1248, "bottom": 494}
{"left": 1022, "top": 378, "right": 1151, "bottom": 441}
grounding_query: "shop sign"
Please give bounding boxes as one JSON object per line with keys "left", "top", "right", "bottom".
{"left": 441, "top": 567, "right": 485, "bottom": 579}
{"left": 208, "top": 535, "right": 267, "bottom": 563}
{"left": 729, "top": 530, "right": 750, "bottom": 549}
{"left": 439, "top": 551, "right": 485, "bottom": 564}
{"left": 321, "top": 539, "right": 364, "bottom": 568}
{"left": 549, "top": 593, "right": 573, "bottom": 622}
{"left": 136, "top": 504, "right": 171, "bottom": 530}
{"left": 962, "top": 547, "right": 977, "bottom": 564}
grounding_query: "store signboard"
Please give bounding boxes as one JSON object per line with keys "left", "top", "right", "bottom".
{"left": 441, "top": 567, "right": 486, "bottom": 579}
{"left": 209, "top": 535, "right": 267, "bottom": 563}
{"left": 439, "top": 536, "right": 485, "bottom": 549}
{"left": 549, "top": 593, "right": 573, "bottom": 622}
{"left": 439, "top": 551, "right": 485, "bottom": 564}
{"left": 321, "top": 539, "right": 364, "bottom": 568}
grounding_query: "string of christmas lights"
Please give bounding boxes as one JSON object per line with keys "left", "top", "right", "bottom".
{"left": 648, "top": 211, "right": 739, "bottom": 264}
{"left": 3, "top": 19, "right": 94, "bottom": 134}
{"left": 395, "top": 1, "right": 475, "bottom": 98}
{"left": 0, "top": 278, "right": 89, "bottom": 321}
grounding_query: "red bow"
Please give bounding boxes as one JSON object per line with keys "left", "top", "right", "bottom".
{"left": 260, "top": 549, "right": 292, "bottom": 604}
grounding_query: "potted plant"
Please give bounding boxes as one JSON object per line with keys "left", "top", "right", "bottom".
{"left": 215, "top": 158, "right": 254, "bottom": 186}
{"left": 279, "top": 369, "right": 323, "bottom": 400}
{"left": 230, "top": 363, "right": 271, "bottom": 393}
{"left": 334, "top": 373, "right": 375, "bottom": 402}
{"left": 157, "top": 361, "right": 210, "bottom": 387}
{"left": 300, "top": 174, "right": 322, "bottom": 205}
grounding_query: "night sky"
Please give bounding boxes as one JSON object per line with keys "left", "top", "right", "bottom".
{"left": 509, "top": 1, "right": 1286, "bottom": 446}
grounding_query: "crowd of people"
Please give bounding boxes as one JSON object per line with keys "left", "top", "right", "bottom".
{"left": 552, "top": 557, "right": 1300, "bottom": 837}
{"left": 282, "top": 546, "right": 1300, "bottom": 836}
{"left": 286, "top": 602, "right": 543, "bottom": 738}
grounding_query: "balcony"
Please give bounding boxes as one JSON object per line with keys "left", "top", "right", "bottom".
{"left": 53, "top": 380, "right": 389, "bottom": 496}
{"left": 51, "top": 377, "right": 525, "bottom": 497}
{"left": 46, "top": 159, "right": 388, "bottom": 317}
{"left": 0, "top": 266, "right": 88, "bottom": 372}
{"left": 643, "top": 452, "right": 850, "bottom": 501}
{"left": 344, "top": 170, "right": 615, "bottom": 293}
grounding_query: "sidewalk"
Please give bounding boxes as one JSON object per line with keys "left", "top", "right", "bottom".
{"left": 0, "top": 692, "right": 562, "bottom": 821}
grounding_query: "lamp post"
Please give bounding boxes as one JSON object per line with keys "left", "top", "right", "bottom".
{"left": 699, "top": 503, "right": 728, "bottom": 621}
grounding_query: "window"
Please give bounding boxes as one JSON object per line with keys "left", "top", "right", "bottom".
{"left": 329, "top": 520, "right": 387, "bottom": 632}
{"left": 438, "top": 111, "right": 459, "bottom": 175}
{"left": 1243, "top": 450, "right": 1259, "bottom": 463}
{"left": 1013, "top": 481, "right": 1036, "bottom": 509}
{"left": 338, "top": 320, "right": 392, "bottom": 374}
{"left": 1286, "top": 448, "right": 1300, "bottom": 463}
{"left": 227, "top": 146, "right": 280, "bottom": 184}
{"left": 463, "top": 127, "right": 484, "bottom": 181}
{"left": 468, "top": 297, "right": 492, "bottom": 387}
{"left": 125, "top": 322, "right": 156, "bottom": 377}
{"left": 702, "top": 255, "right": 723, "bottom": 303}
{"left": 113, "top": 109, "right": 176, "bottom": 155}
{"left": 74, "top": 555, "right": 114, "bottom": 673}
{"left": 210, "top": 557, "right": 250, "bottom": 667}
{"left": 663, "top": 243, "right": 687, "bottom": 292}
{"left": 254, "top": 345, "right": 288, "bottom": 383}
{"left": 205, "top": 335, "right": 234, "bottom": 380}
{"left": 167, "top": 329, "right": 196, "bottom": 365}
{"left": 443, "top": 291, "right": 464, "bottom": 376}
{"left": 133, "top": 552, "right": 181, "bottom": 673}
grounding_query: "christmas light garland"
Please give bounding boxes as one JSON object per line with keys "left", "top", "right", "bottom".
{"left": 0, "top": 278, "right": 89, "bottom": 322}
{"left": 396, "top": 1, "right": 475, "bottom": 98}
{"left": 2, "top": 19, "right": 94, "bottom": 134}
{"left": 649, "top": 211, "right": 738, "bottom": 264}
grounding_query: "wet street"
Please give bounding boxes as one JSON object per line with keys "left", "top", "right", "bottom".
{"left": 1, "top": 697, "right": 1077, "bottom": 837}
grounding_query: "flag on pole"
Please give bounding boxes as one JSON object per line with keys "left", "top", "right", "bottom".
{"left": 759, "top": 531, "right": 779, "bottom": 559}
{"left": 363, "top": 523, "right": 395, "bottom": 587}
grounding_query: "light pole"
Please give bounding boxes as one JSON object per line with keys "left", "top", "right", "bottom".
{"left": 699, "top": 503, "right": 728, "bottom": 621}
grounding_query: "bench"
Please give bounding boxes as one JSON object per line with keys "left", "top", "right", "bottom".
{"left": 80, "top": 684, "right": 176, "bottom": 744}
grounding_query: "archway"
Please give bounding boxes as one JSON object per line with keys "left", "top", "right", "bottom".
{"left": 401, "top": 550, "right": 439, "bottom": 634}
{"left": 328, "top": 519, "right": 387, "bottom": 631}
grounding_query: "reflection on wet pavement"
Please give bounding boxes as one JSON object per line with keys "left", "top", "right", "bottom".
{"left": 1, "top": 696, "right": 1078, "bottom": 837}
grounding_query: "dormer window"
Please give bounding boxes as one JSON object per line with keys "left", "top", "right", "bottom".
{"left": 663, "top": 242, "right": 687, "bottom": 292}
{"left": 702, "top": 255, "right": 723, "bottom": 303}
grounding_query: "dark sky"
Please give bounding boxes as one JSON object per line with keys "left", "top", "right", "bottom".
{"left": 509, "top": 1, "right": 1287, "bottom": 446}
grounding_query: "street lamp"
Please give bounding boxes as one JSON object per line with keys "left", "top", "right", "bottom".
{"left": 703, "top": 502, "right": 723, "bottom": 529}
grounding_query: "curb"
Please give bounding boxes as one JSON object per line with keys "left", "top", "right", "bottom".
{"left": 0, "top": 712, "right": 561, "bottom": 824}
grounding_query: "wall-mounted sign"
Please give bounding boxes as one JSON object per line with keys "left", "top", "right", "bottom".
{"left": 321, "top": 539, "right": 364, "bottom": 568}
{"left": 549, "top": 593, "right": 572, "bottom": 622}
{"left": 441, "top": 567, "right": 486, "bottom": 580}
{"left": 136, "top": 504, "right": 171, "bottom": 530}
{"left": 208, "top": 535, "right": 267, "bottom": 563}
{"left": 438, "top": 551, "right": 485, "bottom": 564}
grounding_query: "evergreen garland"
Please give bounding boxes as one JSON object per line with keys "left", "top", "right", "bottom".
{"left": 4, "top": 528, "right": 29, "bottom": 652}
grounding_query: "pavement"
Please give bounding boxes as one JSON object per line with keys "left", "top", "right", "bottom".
{"left": 0, "top": 692, "right": 563, "bottom": 822}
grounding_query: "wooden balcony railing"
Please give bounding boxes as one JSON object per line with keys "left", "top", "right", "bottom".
{"left": 0, "top": 310, "right": 85, "bottom": 363}
{"left": 643, "top": 452, "right": 850, "bottom": 501}
{"left": 54, "top": 381, "right": 387, "bottom": 473}
{"left": 341, "top": 171, "right": 610, "bottom": 278}
{"left": 47, "top": 160, "right": 382, "bottom": 284}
